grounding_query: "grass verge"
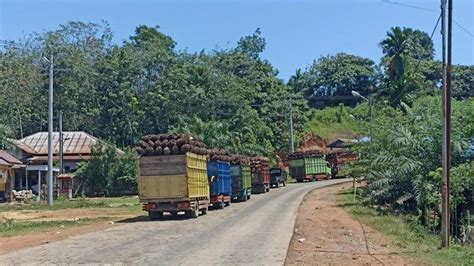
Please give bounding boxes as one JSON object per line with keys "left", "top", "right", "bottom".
{"left": 339, "top": 188, "right": 474, "bottom": 265}
{"left": 0, "top": 196, "right": 141, "bottom": 213}
{"left": 0, "top": 217, "right": 113, "bottom": 237}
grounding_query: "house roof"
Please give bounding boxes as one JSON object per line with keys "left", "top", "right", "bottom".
{"left": 0, "top": 150, "right": 23, "bottom": 167}
{"left": 14, "top": 131, "right": 99, "bottom": 155}
{"left": 327, "top": 139, "right": 355, "bottom": 148}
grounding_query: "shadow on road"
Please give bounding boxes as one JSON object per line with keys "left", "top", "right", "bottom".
{"left": 117, "top": 212, "right": 202, "bottom": 223}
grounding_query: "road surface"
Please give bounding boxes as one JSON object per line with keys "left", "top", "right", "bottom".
{"left": 1, "top": 178, "right": 350, "bottom": 265}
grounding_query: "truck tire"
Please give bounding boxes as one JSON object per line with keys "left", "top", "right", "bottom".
{"left": 201, "top": 207, "right": 208, "bottom": 215}
{"left": 148, "top": 211, "right": 163, "bottom": 221}
{"left": 283, "top": 181, "right": 286, "bottom": 187}
{"left": 219, "top": 200, "right": 225, "bottom": 209}
{"left": 188, "top": 206, "right": 199, "bottom": 219}
{"left": 247, "top": 194, "right": 251, "bottom": 200}
{"left": 265, "top": 187, "right": 270, "bottom": 193}
{"left": 225, "top": 200, "right": 231, "bottom": 207}
{"left": 275, "top": 182, "right": 279, "bottom": 188}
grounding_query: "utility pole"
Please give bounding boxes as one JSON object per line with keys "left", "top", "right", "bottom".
{"left": 289, "top": 96, "right": 295, "bottom": 152}
{"left": 441, "top": 0, "right": 452, "bottom": 248}
{"left": 59, "top": 111, "right": 63, "bottom": 175}
{"left": 47, "top": 54, "right": 54, "bottom": 206}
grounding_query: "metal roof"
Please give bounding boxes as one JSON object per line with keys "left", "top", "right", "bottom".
{"left": 16, "top": 131, "right": 99, "bottom": 155}
{"left": 0, "top": 150, "right": 23, "bottom": 165}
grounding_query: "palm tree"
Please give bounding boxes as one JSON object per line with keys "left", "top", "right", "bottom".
{"left": 380, "top": 27, "right": 409, "bottom": 81}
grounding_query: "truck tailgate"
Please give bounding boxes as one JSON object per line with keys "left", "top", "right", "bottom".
{"left": 138, "top": 175, "right": 187, "bottom": 200}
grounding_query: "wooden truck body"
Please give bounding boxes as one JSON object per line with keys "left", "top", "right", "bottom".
{"left": 138, "top": 152, "right": 209, "bottom": 219}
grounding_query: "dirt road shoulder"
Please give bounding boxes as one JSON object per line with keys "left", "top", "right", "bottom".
{"left": 286, "top": 183, "right": 411, "bottom": 265}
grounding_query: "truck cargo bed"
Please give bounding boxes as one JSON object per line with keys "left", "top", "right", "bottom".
{"left": 138, "top": 153, "right": 209, "bottom": 202}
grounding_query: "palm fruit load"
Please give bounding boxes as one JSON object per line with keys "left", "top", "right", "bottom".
{"left": 208, "top": 148, "right": 232, "bottom": 162}
{"left": 250, "top": 156, "right": 270, "bottom": 173}
{"left": 207, "top": 149, "right": 251, "bottom": 165}
{"left": 135, "top": 133, "right": 208, "bottom": 156}
{"left": 287, "top": 150, "right": 324, "bottom": 159}
{"left": 229, "top": 154, "right": 250, "bottom": 165}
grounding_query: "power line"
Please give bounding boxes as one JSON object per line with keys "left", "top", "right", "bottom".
{"left": 381, "top": 0, "right": 474, "bottom": 38}
{"left": 430, "top": 14, "right": 442, "bottom": 39}
{"left": 381, "top": 0, "right": 437, "bottom": 12}
{"left": 453, "top": 20, "right": 474, "bottom": 38}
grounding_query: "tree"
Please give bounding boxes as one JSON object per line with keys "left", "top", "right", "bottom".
{"left": 236, "top": 28, "right": 266, "bottom": 60}
{"left": 351, "top": 96, "right": 473, "bottom": 234}
{"left": 75, "top": 143, "right": 137, "bottom": 196}
{"left": 378, "top": 27, "right": 434, "bottom": 106}
{"left": 289, "top": 53, "right": 377, "bottom": 108}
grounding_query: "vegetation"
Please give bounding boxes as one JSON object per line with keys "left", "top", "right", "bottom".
{"left": 0, "top": 22, "right": 305, "bottom": 154}
{"left": 0, "top": 217, "right": 111, "bottom": 237}
{"left": 74, "top": 144, "right": 138, "bottom": 196}
{"left": 340, "top": 188, "right": 474, "bottom": 265}
{"left": 0, "top": 196, "right": 141, "bottom": 213}
{"left": 1, "top": 19, "right": 472, "bottom": 245}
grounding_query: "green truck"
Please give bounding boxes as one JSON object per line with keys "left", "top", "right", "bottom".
{"left": 230, "top": 164, "right": 252, "bottom": 202}
{"left": 288, "top": 156, "right": 332, "bottom": 182}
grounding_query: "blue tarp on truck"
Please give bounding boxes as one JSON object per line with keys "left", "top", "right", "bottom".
{"left": 207, "top": 161, "right": 232, "bottom": 197}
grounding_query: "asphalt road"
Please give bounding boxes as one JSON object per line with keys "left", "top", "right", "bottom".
{"left": 1, "top": 178, "right": 351, "bottom": 265}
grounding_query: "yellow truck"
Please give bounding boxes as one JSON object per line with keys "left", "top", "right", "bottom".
{"left": 138, "top": 152, "right": 209, "bottom": 220}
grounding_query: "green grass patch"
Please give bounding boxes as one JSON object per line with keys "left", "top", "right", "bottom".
{"left": 0, "top": 196, "right": 141, "bottom": 213}
{"left": 0, "top": 217, "right": 112, "bottom": 237}
{"left": 305, "top": 121, "right": 359, "bottom": 140}
{"left": 338, "top": 188, "right": 474, "bottom": 265}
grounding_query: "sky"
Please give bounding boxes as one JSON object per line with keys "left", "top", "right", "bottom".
{"left": 0, "top": 0, "right": 473, "bottom": 80}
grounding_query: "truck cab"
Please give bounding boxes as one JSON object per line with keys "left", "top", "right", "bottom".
{"left": 269, "top": 168, "right": 287, "bottom": 188}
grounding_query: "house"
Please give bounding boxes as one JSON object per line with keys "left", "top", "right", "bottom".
{"left": 6, "top": 131, "right": 116, "bottom": 200}
{"left": 9, "top": 131, "right": 101, "bottom": 171}
{"left": 0, "top": 150, "right": 24, "bottom": 202}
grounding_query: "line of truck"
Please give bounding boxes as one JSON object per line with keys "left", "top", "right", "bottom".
{"left": 136, "top": 134, "right": 356, "bottom": 220}
{"left": 138, "top": 152, "right": 288, "bottom": 220}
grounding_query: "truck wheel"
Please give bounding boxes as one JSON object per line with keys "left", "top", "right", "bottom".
{"left": 225, "top": 200, "right": 231, "bottom": 207}
{"left": 283, "top": 181, "right": 286, "bottom": 187}
{"left": 242, "top": 195, "right": 247, "bottom": 202}
{"left": 219, "top": 200, "right": 225, "bottom": 209}
{"left": 148, "top": 211, "right": 163, "bottom": 221}
{"left": 247, "top": 194, "right": 251, "bottom": 200}
{"left": 188, "top": 208, "right": 199, "bottom": 219}
{"left": 201, "top": 207, "right": 208, "bottom": 215}
{"left": 265, "top": 187, "right": 270, "bottom": 193}
{"left": 275, "top": 182, "right": 279, "bottom": 188}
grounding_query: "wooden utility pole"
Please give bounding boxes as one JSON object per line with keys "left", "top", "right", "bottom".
{"left": 47, "top": 54, "right": 54, "bottom": 206}
{"left": 289, "top": 96, "right": 295, "bottom": 152}
{"left": 441, "top": 0, "right": 453, "bottom": 248}
{"left": 59, "top": 111, "right": 64, "bottom": 175}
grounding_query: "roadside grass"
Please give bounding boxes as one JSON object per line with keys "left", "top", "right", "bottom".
{"left": 339, "top": 188, "right": 474, "bottom": 265}
{"left": 0, "top": 217, "right": 113, "bottom": 237}
{"left": 0, "top": 196, "right": 141, "bottom": 213}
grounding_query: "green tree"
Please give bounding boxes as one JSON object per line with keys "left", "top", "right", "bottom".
{"left": 288, "top": 53, "right": 377, "bottom": 108}
{"left": 75, "top": 143, "right": 137, "bottom": 196}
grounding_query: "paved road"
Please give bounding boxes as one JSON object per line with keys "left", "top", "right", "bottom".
{"left": 1, "top": 178, "right": 350, "bottom": 265}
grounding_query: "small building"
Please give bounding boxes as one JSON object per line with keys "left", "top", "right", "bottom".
{"left": 6, "top": 131, "right": 110, "bottom": 201}
{"left": 0, "top": 150, "right": 24, "bottom": 202}
{"left": 327, "top": 138, "right": 355, "bottom": 151}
